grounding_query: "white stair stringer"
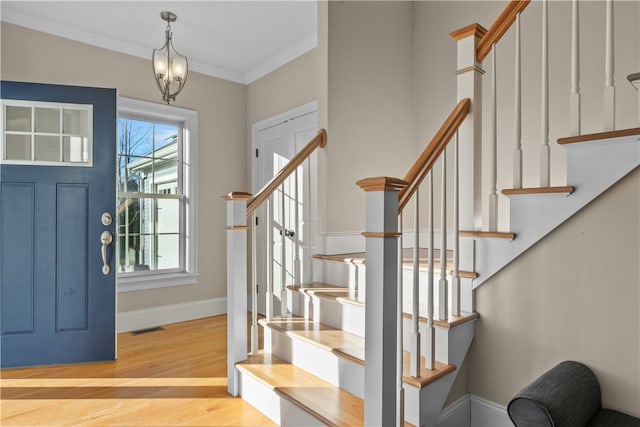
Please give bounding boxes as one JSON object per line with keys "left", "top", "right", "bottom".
{"left": 473, "top": 134, "right": 639, "bottom": 288}
{"left": 406, "top": 318, "right": 478, "bottom": 427}
{"left": 263, "top": 323, "right": 366, "bottom": 399}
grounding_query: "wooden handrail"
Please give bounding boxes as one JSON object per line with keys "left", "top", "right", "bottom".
{"left": 247, "top": 129, "right": 327, "bottom": 216}
{"left": 477, "top": 0, "right": 531, "bottom": 62}
{"left": 398, "top": 99, "right": 470, "bottom": 213}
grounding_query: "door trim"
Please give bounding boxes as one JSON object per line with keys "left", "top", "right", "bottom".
{"left": 251, "top": 100, "right": 317, "bottom": 194}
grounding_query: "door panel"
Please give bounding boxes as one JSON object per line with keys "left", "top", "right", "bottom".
{"left": 0, "top": 81, "right": 116, "bottom": 368}
{"left": 0, "top": 183, "right": 35, "bottom": 335}
{"left": 254, "top": 111, "right": 317, "bottom": 316}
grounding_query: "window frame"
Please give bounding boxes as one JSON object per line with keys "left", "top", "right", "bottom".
{"left": 1, "top": 99, "right": 93, "bottom": 166}
{"left": 116, "top": 97, "right": 198, "bottom": 293}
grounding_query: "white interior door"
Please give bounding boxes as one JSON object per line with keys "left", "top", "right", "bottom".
{"left": 253, "top": 110, "right": 317, "bottom": 316}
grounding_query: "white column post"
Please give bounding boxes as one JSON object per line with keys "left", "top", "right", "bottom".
{"left": 224, "top": 191, "right": 251, "bottom": 396}
{"left": 450, "top": 24, "right": 486, "bottom": 231}
{"left": 450, "top": 24, "right": 486, "bottom": 313}
{"left": 356, "top": 176, "right": 407, "bottom": 427}
{"left": 604, "top": 0, "right": 615, "bottom": 131}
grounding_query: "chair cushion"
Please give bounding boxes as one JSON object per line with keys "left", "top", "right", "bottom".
{"left": 507, "top": 361, "right": 602, "bottom": 427}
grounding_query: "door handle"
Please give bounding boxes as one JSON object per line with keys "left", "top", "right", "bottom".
{"left": 100, "top": 231, "right": 113, "bottom": 275}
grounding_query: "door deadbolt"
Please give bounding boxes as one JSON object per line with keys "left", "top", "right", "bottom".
{"left": 101, "top": 212, "right": 112, "bottom": 226}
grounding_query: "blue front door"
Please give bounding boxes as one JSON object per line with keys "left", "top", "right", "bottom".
{"left": 1, "top": 81, "right": 116, "bottom": 368}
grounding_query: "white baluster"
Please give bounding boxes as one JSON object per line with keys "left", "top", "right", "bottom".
{"left": 426, "top": 171, "right": 435, "bottom": 370}
{"left": 604, "top": 0, "right": 615, "bottom": 131}
{"left": 452, "top": 134, "right": 460, "bottom": 316}
{"left": 306, "top": 157, "right": 314, "bottom": 285}
{"left": 266, "top": 197, "right": 273, "bottom": 321}
{"left": 294, "top": 168, "right": 301, "bottom": 287}
{"left": 514, "top": 12, "right": 523, "bottom": 188}
{"left": 280, "top": 183, "right": 287, "bottom": 318}
{"left": 540, "top": 0, "right": 550, "bottom": 187}
{"left": 397, "top": 214, "right": 405, "bottom": 426}
{"left": 489, "top": 44, "right": 498, "bottom": 231}
{"left": 570, "top": 0, "right": 581, "bottom": 136}
{"left": 438, "top": 151, "right": 448, "bottom": 321}
{"left": 251, "top": 212, "right": 258, "bottom": 355}
{"left": 410, "top": 193, "right": 421, "bottom": 377}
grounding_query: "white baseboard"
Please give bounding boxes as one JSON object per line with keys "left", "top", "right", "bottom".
{"left": 470, "top": 395, "right": 511, "bottom": 427}
{"left": 438, "top": 394, "right": 470, "bottom": 427}
{"left": 437, "top": 394, "right": 510, "bottom": 427}
{"left": 117, "top": 297, "right": 226, "bottom": 333}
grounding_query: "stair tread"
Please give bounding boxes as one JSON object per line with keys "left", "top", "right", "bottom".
{"left": 502, "top": 186, "right": 575, "bottom": 196}
{"left": 237, "top": 352, "right": 364, "bottom": 427}
{"left": 459, "top": 230, "right": 515, "bottom": 240}
{"left": 261, "top": 317, "right": 365, "bottom": 364}
{"left": 401, "top": 306, "right": 479, "bottom": 329}
{"left": 402, "top": 352, "right": 456, "bottom": 388}
{"left": 287, "top": 285, "right": 479, "bottom": 328}
{"left": 557, "top": 127, "right": 640, "bottom": 145}
{"left": 261, "top": 318, "right": 458, "bottom": 388}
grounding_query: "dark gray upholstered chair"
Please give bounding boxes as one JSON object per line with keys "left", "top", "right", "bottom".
{"left": 507, "top": 361, "right": 640, "bottom": 427}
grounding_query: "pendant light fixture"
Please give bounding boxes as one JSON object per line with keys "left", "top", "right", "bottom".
{"left": 152, "top": 11, "right": 188, "bottom": 104}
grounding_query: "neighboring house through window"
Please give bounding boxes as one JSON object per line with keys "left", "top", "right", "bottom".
{"left": 116, "top": 97, "right": 198, "bottom": 292}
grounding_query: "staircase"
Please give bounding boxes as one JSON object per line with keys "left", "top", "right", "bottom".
{"left": 225, "top": 1, "right": 639, "bottom": 426}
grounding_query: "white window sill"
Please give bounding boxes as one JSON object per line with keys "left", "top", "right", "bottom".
{"left": 117, "top": 272, "right": 199, "bottom": 293}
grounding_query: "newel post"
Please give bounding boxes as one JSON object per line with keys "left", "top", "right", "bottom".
{"left": 224, "top": 191, "right": 252, "bottom": 396}
{"left": 450, "top": 24, "right": 487, "bottom": 312}
{"left": 356, "top": 177, "right": 408, "bottom": 427}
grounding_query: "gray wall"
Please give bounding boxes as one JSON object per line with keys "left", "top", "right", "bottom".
{"left": 1, "top": 22, "right": 247, "bottom": 312}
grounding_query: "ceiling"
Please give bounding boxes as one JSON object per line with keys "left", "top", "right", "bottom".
{"left": 1, "top": 1, "right": 317, "bottom": 84}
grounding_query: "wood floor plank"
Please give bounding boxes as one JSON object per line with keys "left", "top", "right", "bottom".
{"left": 0, "top": 316, "right": 275, "bottom": 427}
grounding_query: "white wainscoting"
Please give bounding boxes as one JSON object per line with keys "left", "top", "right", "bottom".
{"left": 117, "top": 297, "right": 226, "bottom": 333}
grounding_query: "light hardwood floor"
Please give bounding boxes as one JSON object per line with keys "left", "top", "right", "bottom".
{"left": 0, "top": 315, "right": 274, "bottom": 426}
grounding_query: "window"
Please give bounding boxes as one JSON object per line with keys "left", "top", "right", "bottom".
{"left": 2, "top": 100, "right": 92, "bottom": 166}
{"left": 116, "top": 98, "right": 198, "bottom": 292}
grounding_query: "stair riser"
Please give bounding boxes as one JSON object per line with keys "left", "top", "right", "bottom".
{"left": 264, "top": 327, "right": 365, "bottom": 399}
{"left": 238, "top": 371, "right": 326, "bottom": 426}
{"left": 316, "top": 258, "right": 366, "bottom": 290}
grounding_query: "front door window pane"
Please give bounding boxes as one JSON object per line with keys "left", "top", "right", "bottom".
{"left": 5, "top": 106, "right": 31, "bottom": 132}
{"left": 63, "top": 109, "right": 88, "bottom": 134}
{"left": 35, "top": 107, "right": 60, "bottom": 133}
{"left": 35, "top": 135, "right": 60, "bottom": 161}
{"left": 5, "top": 134, "right": 31, "bottom": 160}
